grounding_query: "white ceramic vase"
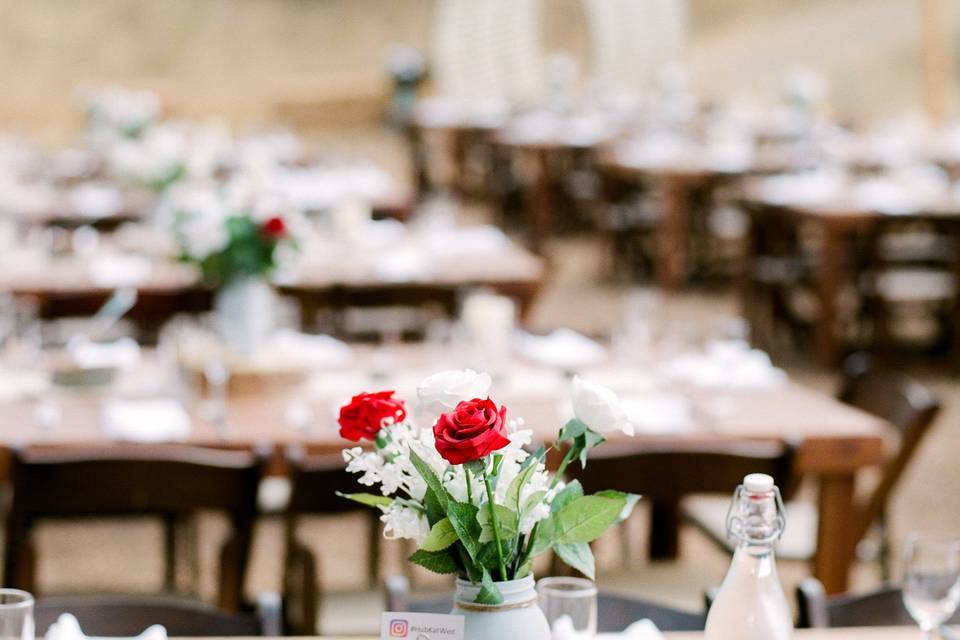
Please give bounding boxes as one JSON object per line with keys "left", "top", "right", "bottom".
{"left": 214, "top": 276, "right": 275, "bottom": 354}
{"left": 452, "top": 576, "right": 550, "bottom": 640}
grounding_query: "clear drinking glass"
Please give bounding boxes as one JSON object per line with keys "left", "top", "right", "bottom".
{"left": 903, "top": 533, "right": 960, "bottom": 638}
{"left": 537, "top": 577, "right": 598, "bottom": 640}
{"left": 0, "top": 589, "right": 34, "bottom": 640}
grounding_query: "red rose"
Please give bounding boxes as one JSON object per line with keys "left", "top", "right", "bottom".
{"left": 261, "top": 216, "right": 287, "bottom": 238}
{"left": 433, "top": 398, "right": 510, "bottom": 465}
{"left": 338, "top": 391, "right": 407, "bottom": 442}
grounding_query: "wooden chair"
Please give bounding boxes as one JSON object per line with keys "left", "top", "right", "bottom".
{"left": 384, "top": 576, "right": 706, "bottom": 632}
{"left": 686, "top": 354, "right": 940, "bottom": 576}
{"left": 35, "top": 593, "right": 281, "bottom": 637}
{"left": 281, "top": 449, "right": 382, "bottom": 635}
{"left": 796, "top": 577, "right": 960, "bottom": 628}
{"left": 570, "top": 440, "right": 797, "bottom": 560}
{"left": 3, "top": 446, "right": 265, "bottom": 611}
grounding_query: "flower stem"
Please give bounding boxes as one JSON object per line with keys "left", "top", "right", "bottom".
{"left": 483, "top": 471, "right": 509, "bottom": 581}
{"left": 551, "top": 446, "right": 577, "bottom": 489}
{"left": 464, "top": 467, "right": 474, "bottom": 504}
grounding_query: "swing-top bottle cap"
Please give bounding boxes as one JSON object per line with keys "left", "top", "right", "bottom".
{"left": 743, "top": 473, "right": 774, "bottom": 493}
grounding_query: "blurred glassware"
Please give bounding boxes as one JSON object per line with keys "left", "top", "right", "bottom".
{"left": 537, "top": 577, "right": 597, "bottom": 640}
{"left": 903, "top": 533, "right": 960, "bottom": 639}
{"left": 614, "top": 287, "right": 662, "bottom": 362}
{"left": 0, "top": 589, "right": 34, "bottom": 640}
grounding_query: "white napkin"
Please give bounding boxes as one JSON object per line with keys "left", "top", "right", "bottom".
{"left": 598, "top": 619, "right": 666, "bottom": 639}
{"left": 101, "top": 398, "right": 192, "bottom": 443}
{"left": 68, "top": 183, "right": 124, "bottom": 219}
{"left": 88, "top": 254, "right": 152, "bottom": 287}
{"left": 517, "top": 329, "right": 607, "bottom": 370}
{"left": 0, "top": 369, "right": 48, "bottom": 401}
{"left": 373, "top": 248, "right": 431, "bottom": 281}
{"left": 620, "top": 393, "right": 693, "bottom": 434}
{"left": 422, "top": 225, "right": 508, "bottom": 257}
{"left": 269, "top": 330, "right": 353, "bottom": 367}
{"left": 662, "top": 340, "right": 787, "bottom": 389}
{"left": 68, "top": 336, "right": 141, "bottom": 369}
{"left": 46, "top": 613, "right": 167, "bottom": 640}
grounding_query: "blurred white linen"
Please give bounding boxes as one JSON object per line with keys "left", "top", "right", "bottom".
{"left": 68, "top": 336, "right": 141, "bottom": 369}
{"left": 516, "top": 329, "right": 607, "bottom": 369}
{"left": 422, "top": 225, "right": 508, "bottom": 257}
{"left": 267, "top": 330, "right": 353, "bottom": 368}
{"left": 88, "top": 253, "right": 153, "bottom": 287}
{"left": 101, "top": 398, "right": 191, "bottom": 442}
{"left": 0, "top": 369, "right": 48, "bottom": 401}
{"left": 620, "top": 393, "right": 693, "bottom": 434}
{"left": 67, "top": 182, "right": 124, "bottom": 219}
{"left": 662, "top": 340, "right": 787, "bottom": 389}
{"left": 596, "top": 620, "right": 665, "bottom": 639}
{"left": 45, "top": 613, "right": 167, "bottom": 640}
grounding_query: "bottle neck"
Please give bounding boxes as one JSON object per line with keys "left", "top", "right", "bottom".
{"left": 726, "top": 485, "right": 785, "bottom": 550}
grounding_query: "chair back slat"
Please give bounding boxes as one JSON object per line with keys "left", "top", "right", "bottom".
{"left": 4, "top": 446, "right": 264, "bottom": 611}
{"left": 797, "top": 578, "right": 960, "bottom": 628}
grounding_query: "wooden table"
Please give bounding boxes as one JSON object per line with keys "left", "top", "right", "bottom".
{"left": 0, "top": 343, "right": 888, "bottom": 594}
{"left": 741, "top": 190, "right": 960, "bottom": 367}
{"left": 597, "top": 146, "right": 802, "bottom": 292}
{"left": 314, "top": 630, "right": 929, "bottom": 639}
{"left": 0, "top": 233, "right": 546, "bottom": 327}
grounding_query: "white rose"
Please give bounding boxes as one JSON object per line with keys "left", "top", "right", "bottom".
{"left": 416, "top": 369, "right": 492, "bottom": 417}
{"left": 571, "top": 375, "right": 634, "bottom": 437}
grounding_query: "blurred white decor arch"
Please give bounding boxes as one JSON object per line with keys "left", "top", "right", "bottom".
{"left": 583, "top": 0, "right": 689, "bottom": 102}
{"left": 429, "top": 0, "right": 545, "bottom": 109}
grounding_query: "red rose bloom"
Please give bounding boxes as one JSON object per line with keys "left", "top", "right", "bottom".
{"left": 338, "top": 391, "right": 407, "bottom": 442}
{"left": 261, "top": 216, "right": 287, "bottom": 238}
{"left": 433, "top": 397, "right": 510, "bottom": 465}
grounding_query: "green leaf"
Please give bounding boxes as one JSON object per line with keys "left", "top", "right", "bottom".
{"left": 553, "top": 495, "right": 626, "bottom": 544}
{"left": 420, "top": 518, "right": 458, "bottom": 552}
{"left": 423, "top": 488, "right": 446, "bottom": 527}
{"left": 550, "top": 480, "right": 584, "bottom": 514}
{"left": 577, "top": 431, "right": 606, "bottom": 468}
{"left": 447, "top": 501, "right": 483, "bottom": 563}
{"left": 528, "top": 519, "right": 554, "bottom": 557}
{"left": 409, "top": 549, "right": 459, "bottom": 575}
{"left": 335, "top": 492, "right": 393, "bottom": 509}
{"left": 521, "top": 491, "right": 547, "bottom": 517}
{"left": 463, "top": 459, "right": 487, "bottom": 475}
{"left": 477, "top": 504, "right": 518, "bottom": 544}
{"left": 596, "top": 490, "right": 641, "bottom": 523}
{"left": 559, "top": 418, "right": 588, "bottom": 442}
{"left": 506, "top": 464, "right": 537, "bottom": 512}
{"left": 409, "top": 450, "right": 449, "bottom": 511}
{"left": 475, "top": 569, "right": 504, "bottom": 605}
{"left": 520, "top": 445, "right": 547, "bottom": 471}
{"left": 553, "top": 542, "right": 596, "bottom": 580}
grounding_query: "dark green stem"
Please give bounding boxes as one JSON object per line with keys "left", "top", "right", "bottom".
{"left": 465, "top": 467, "right": 474, "bottom": 504}
{"left": 483, "top": 471, "right": 509, "bottom": 581}
{"left": 551, "top": 446, "right": 577, "bottom": 489}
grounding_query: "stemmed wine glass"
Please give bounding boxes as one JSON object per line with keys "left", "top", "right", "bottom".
{"left": 903, "top": 533, "right": 960, "bottom": 638}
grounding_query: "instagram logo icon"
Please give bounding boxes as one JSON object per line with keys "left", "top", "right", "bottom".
{"left": 389, "top": 619, "right": 409, "bottom": 637}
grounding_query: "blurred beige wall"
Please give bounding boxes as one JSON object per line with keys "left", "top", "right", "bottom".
{"left": 0, "top": 0, "right": 956, "bottom": 142}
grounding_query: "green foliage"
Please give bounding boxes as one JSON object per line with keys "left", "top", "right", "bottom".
{"left": 553, "top": 542, "right": 596, "bottom": 580}
{"left": 334, "top": 492, "right": 393, "bottom": 509}
{"left": 478, "top": 504, "right": 518, "bottom": 544}
{"left": 409, "top": 549, "right": 459, "bottom": 575}
{"left": 476, "top": 569, "right": 504, "bottom": 605}
{"left": 420, "top": 518, "right": 458, "bottom": 552}
{"left": 551, "top": 495, "right": 626, "bottom": 544}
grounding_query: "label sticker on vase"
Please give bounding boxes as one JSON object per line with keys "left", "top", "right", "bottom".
{"left": 381, "top": 612, "right": 464, "bottom": 640}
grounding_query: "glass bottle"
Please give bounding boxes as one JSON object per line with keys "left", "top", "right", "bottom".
{"left": 704, "top": 473, "right": 793, "bottom": 640}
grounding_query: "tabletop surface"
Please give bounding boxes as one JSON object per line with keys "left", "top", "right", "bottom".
{"left": 303, "top": 631, "right": 930, "bottom": 640}
{"left": 0, "top": 342, "right": 890, "bottom": 473}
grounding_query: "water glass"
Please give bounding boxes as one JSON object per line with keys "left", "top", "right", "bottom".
{"left": 0, "top": 589, "right": 34, "bottom": 640}
{"left": 903, "top": 533, "right": 960, "bottom": 637}
{"left": 538, "top": 577, "right": 597, "bottom": 640}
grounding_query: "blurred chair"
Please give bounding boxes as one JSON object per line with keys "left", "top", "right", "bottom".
{"left": 858, "top": 219, "right": 959, "bottom": 360}
{"left": 739, "top": 201, "right": 816, "bottom": 353}
{"left": 570, "top": 440, "right": 797, "bottom": 560}
{"left": 685, "top": 354, "right": 940, "bottom": 577}
{"left": 385, "top": 575, "right": 706, "bottom": 632}
{"left": 35, "top": 594, "right": 281, "bottom": 637}
{"left": 796, "top": 577, "right": 960, "bottom": 628}
{"left": 3, "top": 446, "right": 264, "bottom": 611}
{"left": 281, "top": 449, "right": 382, "bottom": 635}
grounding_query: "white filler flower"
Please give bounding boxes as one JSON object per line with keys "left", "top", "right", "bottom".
{"left": 571, "top": 375, "right": 634, "bottom": 437}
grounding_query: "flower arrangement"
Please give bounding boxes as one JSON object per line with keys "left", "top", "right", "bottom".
{"left": 167, "top": 185, "right": 295, "bottom": 288}
{"left": 339, "top": 370, "right": 637, "bottom": 605}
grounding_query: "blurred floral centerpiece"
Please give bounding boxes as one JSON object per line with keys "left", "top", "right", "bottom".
{"left": 168, "top": 185, "right": 295, "bottom": 353}
{"left": 338, "top": 370, "right": 636, "bottom": 640}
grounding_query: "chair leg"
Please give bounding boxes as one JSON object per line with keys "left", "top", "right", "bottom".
{"left": 649, "top": 499, "right": 681, "bottom": 560}
{"left": 163, "top": 513, "right": 177, "bottom": 593}
{"left": 367, "top": 510, "right": 381, "bottom": 587}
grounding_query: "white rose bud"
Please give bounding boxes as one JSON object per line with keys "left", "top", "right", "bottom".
{"left": 416, "top": 369, "right": 492, "bottom": 418}
{"left": 571, "top": 375, "right": 634, "bottom": 437}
